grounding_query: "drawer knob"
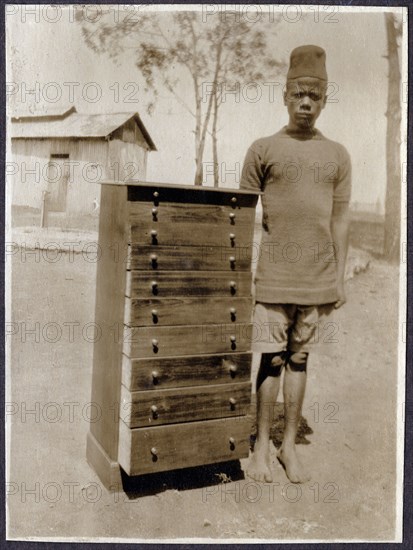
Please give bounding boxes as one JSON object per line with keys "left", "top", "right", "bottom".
{"left": 151, "top": 281, "right": 158, "bottom": 294}
{"left": 152, "top": 339, "right": 159, "bottom": 351}
{"left": 230, "top": 335, "right": 236, "bottom": 350}
{"left": 230, "top": 307, "right": 236, "bottom": 321}
{"left": 150, "top": 253, "right": 158, "bottom": 268}
{"left": 229, "top": 437, "right": 236, "bottom": 450}
{"left": 229, "top": 397, "right": 237, "bottom": 408}
{"left": 229, "top": 256, "right": 236, "bottom": 269}
{"left": 151, "top": 309, "right": 158, "bottom": 322}
{"left": 230, "top": 281, "right": 237, "bottom": 294}
{"left": 229, "top": 233, "right": 236, "bottom": 245}
{"left": 229, "top": 363, "right": 238, "bottom": 375}
{"left": 151, "top": 447, "right": 158, "bottom": 456}
{"left": 151, "top": 207, "right": 158, "bottom": 220}
{"left": 231, "top": 196, "right": 237, "bottom": 204}
{"left": 151, "top": 370, "right": 159, "bottom": 383}
{"left": 151, "top": 229, "right": 158, "bottom": 244}
{"left": 153, "top": 191, "right": 159, "bottom": 199}
{"left": 229, "top": 212, "right": 236, "bottom": 223}
{"left": 151, "top": 405, "right": 158, "bottom": 418}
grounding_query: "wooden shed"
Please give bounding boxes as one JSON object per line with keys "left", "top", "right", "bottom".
{"left": 10, "top": 106, "right": 156, "bottom": 222}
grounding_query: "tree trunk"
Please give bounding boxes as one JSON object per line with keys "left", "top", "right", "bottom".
{"left": 194, "top": 83, "right": 203, "bottom": 186}
{"left": 212, "top": 91, "right": 219, "bottom": 187}
{"left": 194, "top": 40, "right": 223, "bottom": 186}
{"left": 194, "top": 160, "right": 203, "bottom": 186}
{"left": 384, "top": 13, "right": 402, "bottom": 262}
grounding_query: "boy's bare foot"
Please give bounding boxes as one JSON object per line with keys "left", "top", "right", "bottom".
{"left": 278, "top": 446, "right": 311, "bottom": 484}
{"left": 246, "top": 440, "right": 273, "bottom": 483}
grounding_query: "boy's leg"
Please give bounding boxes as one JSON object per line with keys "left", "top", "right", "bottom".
{"left": 246, "top": 352, "right": 285, "bottom": 483}
{"left": 277, "top": 304, "right": 321, "bottom": 483}
{"left": 278, "top": 352, "right": 311, "bottom": 483}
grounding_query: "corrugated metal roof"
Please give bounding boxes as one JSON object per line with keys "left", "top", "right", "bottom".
{"left": 11, "top": 110, "right": 156, "bottom": 150}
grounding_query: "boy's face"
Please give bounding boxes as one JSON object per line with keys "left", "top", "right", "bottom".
{"left": 283, "top": 77, "right": 327, "bottom": 131}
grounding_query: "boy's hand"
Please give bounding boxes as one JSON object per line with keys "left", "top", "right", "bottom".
{"left": 334, "top": 284, "right": 346, "bottom": 309}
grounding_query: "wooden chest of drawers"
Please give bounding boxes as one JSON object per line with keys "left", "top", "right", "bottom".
{"left": 86, "top": 181, "right": 259, "bottom": 488}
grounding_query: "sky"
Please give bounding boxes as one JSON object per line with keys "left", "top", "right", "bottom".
{"left": 6, "top": 5, "right": 406, "bottom": 211}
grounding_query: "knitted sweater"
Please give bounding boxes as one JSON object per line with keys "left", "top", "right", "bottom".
{"left": 240, "top": 126, "right": 351, "bottom": 305}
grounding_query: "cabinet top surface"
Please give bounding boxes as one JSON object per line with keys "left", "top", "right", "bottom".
{"left": 99, "top": 179, "right": 261, "bottom": 196}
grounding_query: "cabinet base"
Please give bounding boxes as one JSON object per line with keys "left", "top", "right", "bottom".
{"left": 86, "top": 431, "right": 123, "bottom": 492}
{"left": 87, "top": 429, "right": 250, "bottom": 494}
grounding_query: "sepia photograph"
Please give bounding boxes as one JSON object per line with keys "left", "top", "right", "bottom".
{"left": 5, "top": 3, "right": 408, "bottom": 543}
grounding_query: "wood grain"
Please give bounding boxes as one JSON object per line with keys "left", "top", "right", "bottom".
{"left": 128, "top": 244, "right": 255, "bottom": 271}
{"left": 118, "top": 416, "right": 252, "bottom": 475}
{"left": 129, "top": 201, "right": 255, "bottom": 227}
{"left": 129, "top": 222, "right": 254, "bottom": 247}
{"left": 123, "top": 323, "right": 253, "bottom": 358}
{"left": 120, "top": 382, "right": 252, "bottom": 428}
{"left": 122, "top": 352, "right": 252, "bottom": 391}
{"left": 124, "top": 296, "right": 252, "bottom": 327}
{"left": 89, "top": 184, "right": 128, "bottom": 461}
{"left": 125, "top": 271, "right": 252, "bottom": 298}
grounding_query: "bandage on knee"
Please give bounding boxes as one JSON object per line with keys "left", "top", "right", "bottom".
{"left": 288, "top": 351, "right": 309, "bottom": 372}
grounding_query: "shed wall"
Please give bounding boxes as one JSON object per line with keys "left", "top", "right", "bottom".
{"left": 11, "top": 138, "right": 148, "bottom": 216}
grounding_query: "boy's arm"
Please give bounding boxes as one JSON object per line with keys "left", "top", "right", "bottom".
{"left": 240, "top": 143, "right": 263, "bottom": 191}
{"left": 331, "top": 201, "right": 350, "bottom": 309}
{"left": 331, "top": 145, "right": 352, "bottom": 309}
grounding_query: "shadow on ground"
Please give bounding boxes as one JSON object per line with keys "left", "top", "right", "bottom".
{"left": 121, "top": 460, "right": 246, "bottom": 499}
{"left": 250, "top": 399, "right": 314, "bottom": 450}
{"left": 122, "top": 403, "right": 313, "bottom": 498}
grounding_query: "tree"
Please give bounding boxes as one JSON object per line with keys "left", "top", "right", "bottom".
{"left": 383, "top": 12, "right": 402, "bottom": 262}
{"left": 79, "top": 10, "right": 284, "bottom": 186}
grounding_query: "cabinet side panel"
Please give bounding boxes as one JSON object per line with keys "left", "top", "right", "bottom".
{"left": 89, "top": 185, "right": 128, "bottom": 460}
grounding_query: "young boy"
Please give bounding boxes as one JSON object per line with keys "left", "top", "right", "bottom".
{"left": 240, "top": 45, "right": 351, "bottom": 484}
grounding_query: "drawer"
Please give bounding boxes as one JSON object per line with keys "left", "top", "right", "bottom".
{"left": 129, "top": 202, "right": 255, "bottom": 247}
{"left": 129, "top": 201, "right": 255, "bottom": 225}
{"left": 122, "top": 352, "right": 252, "bottom": 391}
{"left": 125, "top": 271, "right": 252, "bottom": 298}
{"left": 123, "top": 323, "right": 253, "bottom": 358}
{"left": 125, "top": 297, "right": 252, "bottom": 326}
{"left": 129, "top": 221, "right": 253, "bottom": 248}
{"left": 127, "top": 184, "right": 258, "bottom": 208}
{"left": 128, "top": 244, "right": 254, "bottom": 271}
{"left": 120, "top": 382, "right": 251, "bottom": 428}
{"left": 118, "top": 416, "right": 252, "bottom": 476}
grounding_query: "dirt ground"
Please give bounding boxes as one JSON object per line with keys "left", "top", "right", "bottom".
{"left": 7, "top": 240, "right": 401, "bottom": 541}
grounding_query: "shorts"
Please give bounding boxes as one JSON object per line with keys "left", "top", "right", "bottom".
{"left": 251, "top": 302, "right": 334, "bottom": 354}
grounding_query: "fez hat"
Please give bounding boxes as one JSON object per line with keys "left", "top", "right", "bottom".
{"left": 287, "top": 45, "right": 327, "bottom": 81}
